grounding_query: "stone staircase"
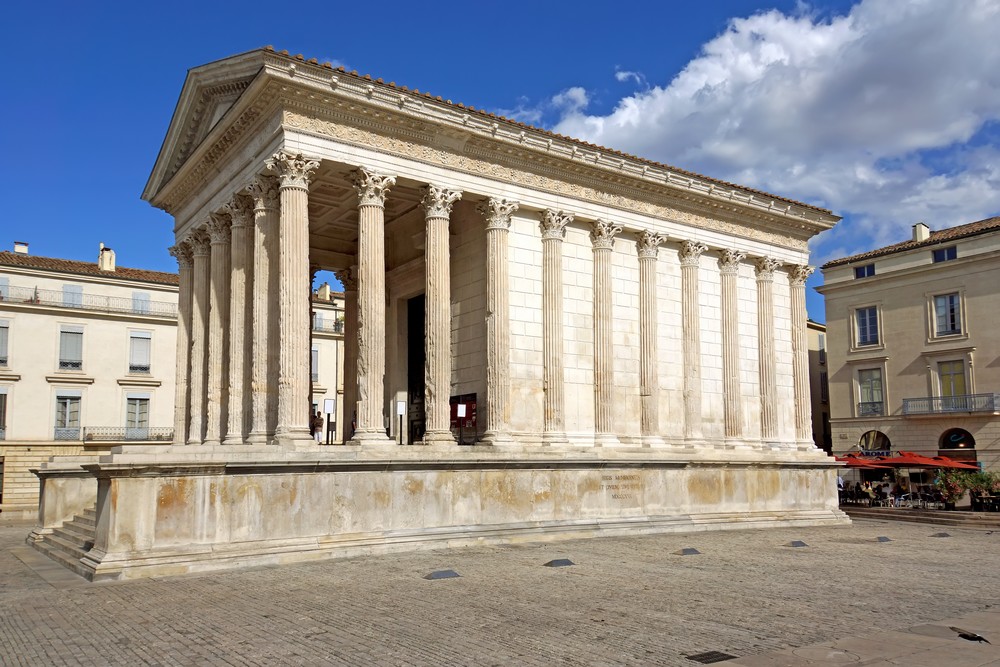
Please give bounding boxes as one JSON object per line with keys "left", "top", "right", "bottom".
{"left": 30, "top": 506, "right": 96, "bottom": 579}
{"left": 843, "top": 506, "right": 1000, "bottom": 529}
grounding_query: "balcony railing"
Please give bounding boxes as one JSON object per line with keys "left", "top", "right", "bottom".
{"left": 312, "top": 318, "right": 344, "bottom": 334}
{"left": 0, "top": 285, "right": 177, "bottom": 317}
{"left": 902, "top": 393, "right": 999, "bottom": 415}
{"left": 857, "top": 401, "right": 884, "bottom": 417}
{"left": 128, "top": 364, "right": 151, "bottom": 374}
{"left": 54, "top": 427, "right": 81, "bottom": 440}
{"left": 59, "top": 359, "right": 82, "bottom": 371}
{"left": 83, "top": 427, "right": 173, "bottom": 442}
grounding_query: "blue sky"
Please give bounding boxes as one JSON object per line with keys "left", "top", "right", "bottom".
{"left": 3, "top": 0, "right": 999, "bottom": 322}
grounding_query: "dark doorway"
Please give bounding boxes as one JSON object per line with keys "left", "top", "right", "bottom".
{"left": 407, "top": 295, "right": 425, "bottom": 444}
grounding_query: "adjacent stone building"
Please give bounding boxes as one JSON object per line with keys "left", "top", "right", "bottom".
{"left": 30, "top": 47, "right": 846, "bottom": 580}
{"left": 818, "top": 218, "right": 1000, "bottom": 470}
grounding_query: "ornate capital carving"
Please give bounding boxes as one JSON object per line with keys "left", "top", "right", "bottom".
{"left": 244, "top": 175, "right": 279, "bottom": 212}
{"left": 540, "top": 209, "right": 573, "bottom": 240}
{"left": 420, "top": 184, "right": 463, "bottom": 218}
{"left": 222, "top": 194, "right": 254, "bottom": 229}
{"left": 207, "top": 213, "right": 232, "bottom": 244}
{"left": 352, "top": 168, "right": 396, "bottom": 207}
{"left": 266, "top": 151, "right": 320, "bottom": 189}
{"left": 718, "top": 248, "right": 746, "bottom": 274}
{"left": 335, "top": 265, "right": 359, "bottom": 292}
{"left": 754, "top": 256, "right": 782, "bottom": 280}
{"left": 168, "top": 242, "right": 194, "bottom": 269}
{"left": 590, "top": 219, "right": 623, "bottom": 250}
{"left": 188, "top": 229, "right": 211, "bottom": 257}
{"left": 787, "top": 264, "right": 815, "bottom": 286}
{"left": 678, "top": 240, "right": 708, "bottom": 266}
{"left": 476, "top": 197, "right": 519, "bottom": 231}
{"left": 636, "top": 230, "right": 666, "bottom": 259}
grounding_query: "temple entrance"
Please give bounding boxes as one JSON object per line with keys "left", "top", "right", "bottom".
{"left": 407, "top": 294, "right": 426, "bottom": 444}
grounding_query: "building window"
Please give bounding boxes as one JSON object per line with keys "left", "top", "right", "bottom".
{"left": 59, "top": 326, "right": 84, "bottom": 370}
{"left": 856, "top": 307, "right": 879, "bottom": 346}
{"left": 932, "top": 246, "right": 957, "bottom": 263}
{"left": 933, "top": 293, "right": 962, "bottom": 335}
{"left": 0, "top": 390, "right": 7, "bottom": 440}
{"left": 853, "top": 264, "right": 875, "bottom": 278}
{"left": 0, "top": 277, "right": 8, "bottom": 300}
{"left": 132, "top": 291, "right": 151, "bottom": 315}
{"left": 55, "top": 394, "right": 81, "bottom": 440}
{"left": 311, "top": 347, "right": 319, "bottom": 383}
{"left": 818, "top": 332, "right": 826, "bottom": 364}
{"left": 820, "top": 371, "right": 829, "bottom": 403}
{"left": 62, "top": 284, "right": 83, "bottom": 308}
{"left": 858, "top": 368, "right": 884, "bottom": 416}
{"left": 938, "top": 361, "right": 967, "bottom": 409}
{"left": 0, "top": 321, "right": 8, "bottom": 367}
{"left": 129, "top": 331, "right": 152, "bottom": 374}
{"left": 125, "top": 395, "right": 150, "bottom": 439}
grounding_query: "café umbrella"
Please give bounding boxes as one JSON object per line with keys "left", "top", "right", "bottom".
{"left": 873, "top": 451, "right": 978, "bottom": 506}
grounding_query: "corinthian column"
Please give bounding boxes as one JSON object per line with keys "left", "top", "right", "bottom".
{"left": 188, "top": 229, "right": 211, "bottom": 445}
{"left": 334, "top": 266, "right": 359, "bottom": 443}
{"left": 350, "top": 168, "right": 395, "bottom": 444}
{"left": 540, "top": 210, "right": 572, "bottom": 445}
{"left": 591, "top": 219, "right": 622, "bottom": 446}
{"left": 204, "top": 213, "right": 232, "bottom": 446}
{"left": 719, "top": 249, "right": 746, "bottom": 445}
{"left": 680, "top": 240, "right": 707, "bottom": 444}
{"left": 789, "top": 264, "right": 815, "bottom": 449}
{"left": 420, "top": 184, "right": 462, "bottom": 445}
{"left": 245, "top": 176, "right": 280, "bottom": 445}
{"left": 637, "top": 231, "right": 666, "bottom": 446}
{"left": 476, "top": 197, "right": 518, "bottom": 446}
{"left": 755, "top": 257, "right": 781, "bottom": 447}
{"left": 267, "top": 151, "right": 320, "bottom": 447}
{"left": 168, "top": 242, "right": 193, "bottom": 445}
{"left": 223, "top": 195, "right": 254, "bottom": 445}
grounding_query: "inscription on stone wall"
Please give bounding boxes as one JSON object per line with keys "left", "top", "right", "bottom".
{"left": 601, "top": 473, "right": 642, "bottom": 501}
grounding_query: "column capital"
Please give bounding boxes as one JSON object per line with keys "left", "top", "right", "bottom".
{"left": 188, "top": 229, "right": 212, "bottom": 256}
{"left": 590, "top": 220, "right": 622, "bottom": 250}
{"left": 476, "top": 197, "right": 519, "bottom": 230}
{"left": 207, "top": 213, "right": 232, "bottom": 244}
{"left": 334, "top": 265, "right": 359, "bottom": 292}
{"left": 678, "top": 239, "right": 708, "bottom": 266}
{"left": 223, "top": 194, "right": 254, "bottom": 229}
{"left": 420, "top": 184, "right": 462, "bottom": 218}
{"left": 266, "top": 151, "right": 320, "bottom": 189}
{"left": 787, "top": 264, "right": 815, "bottom": 286}
{"left": 718, "top": 248, "right": 746, "bottom": 274}
{"left": 754, "top": 256, "right": 782, "bottom": 280}
{"left": 352, "top": 168, "right": 396, "bottom": 207}
{"left": 168, "top": 242, "right": 194, "bottom": 269}
{"left": 244, "top": 175, "right": 280, "bottom": 212}
{"left": 540, "top": 209, "right": 573, "bottom": 240}
{"left": 636, "top": 230, "right": 666, "bottom": 259}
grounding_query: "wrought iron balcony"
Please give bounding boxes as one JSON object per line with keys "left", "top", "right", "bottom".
{"left": 59, "top": 359, "right": 82, "bottom": 370}
{"left": 54, "top": 427, "right": 81, "bottom": 440}
{"left": 902, "top": 393, "right": 999, "bottom": 415}
{"left": 312, "top": 318, "right": 344, "bottom": 334}
{"left": 83, "top": 427, "right": 174, "bottom": 442}
{"left": 857, "top": 401, "right": 885, "bottom": 417}
{"left": 0, "top": 284, "right": 177, "bottom": 317}
{"left": 128, "top": 364, "right": 151, "bottom": 374}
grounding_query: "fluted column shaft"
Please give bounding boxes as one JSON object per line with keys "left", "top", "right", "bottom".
{"left": 541, "top": 210, "right": 572, "bottom": 444}
{"left": 335, "top": 267, "right": 359, "bottom": 443}
{"left": 719, "top": 249, "right": 746, "bottom": 442}
{"left": 204, "top": 214, "right": 232, "bottom": 446}
{"left": 790, "top": 265, "right": 814, "bottom": 448}
{"left": 591, "top": 220, "right": 622, "bottom": 446}
{"left": 188, "top": 231, "right": 211, "bottom": 444}
{"left": 246, "top": 176, "right": 280, "bottom": 444}
{"left": 224, "top": 197, "right": 254, "bottom": 445}
{"left": 637, "top": 231, "right": 665, "bottom": 445}
{"left": 477, "top": 198, "right": 518, "bottom": 445}
{"left": 168, "top": 243, "right": 193, "bottom": 445}
{"left": 267, "top": 151, "right": 319, "bottom": 446}
{"left": 755, "top": 258, "right": 781, "bottom": 445}
{"left": 351, "top": 168, "right": 395, "bottom": 444}
{"left": 680, "top": 241, "right": 707, "bottom": 442}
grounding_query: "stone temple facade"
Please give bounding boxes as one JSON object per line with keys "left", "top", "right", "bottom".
{"left": 30, "top": 47, "right": 846, "bottom": 580}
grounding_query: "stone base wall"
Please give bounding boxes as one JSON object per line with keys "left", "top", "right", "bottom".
{"left": 0, "top": 443, "right": 91, "bottom": 520}
{"left": 68, "top": 449, "right": 845, "bottom": 580}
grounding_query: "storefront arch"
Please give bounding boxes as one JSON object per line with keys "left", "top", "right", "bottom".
{"left": 939, "top": 428, "right": 975, "bottom": 450}
{"left": 858, "top": 430, "right": 891, "bottom": 453}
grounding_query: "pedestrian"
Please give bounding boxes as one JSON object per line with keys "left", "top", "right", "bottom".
{"left": 311, "top": 411, "right": 324, "bottom": 443}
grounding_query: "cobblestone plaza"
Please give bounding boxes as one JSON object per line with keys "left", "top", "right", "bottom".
{"left": 4, "top": 519, "right": 1000, "bottom": 665}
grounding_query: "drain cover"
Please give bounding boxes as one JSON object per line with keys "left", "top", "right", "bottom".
{"left": 685, "top": 650, "right": 738, "bottom": 663}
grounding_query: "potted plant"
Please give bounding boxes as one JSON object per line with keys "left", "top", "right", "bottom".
{"left": 934, "top": 469, "right": 966, "bottom": 510}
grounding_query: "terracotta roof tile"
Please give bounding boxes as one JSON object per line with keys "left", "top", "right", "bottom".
{"left": 260, "top": 46, "right": 831, "bottom": 216}
{"left": 0, "top": 251, "right": 179, "bottom": 285}
{"left": 823, "top": 216, "right": 1000, "bottom": 268}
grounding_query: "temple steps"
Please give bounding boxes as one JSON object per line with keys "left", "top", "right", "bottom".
{"left": 31, "top": 506, "right": 96, "bottom": 579}
{"left": 843, "top": 506, "right": 1000, "bottom": 529}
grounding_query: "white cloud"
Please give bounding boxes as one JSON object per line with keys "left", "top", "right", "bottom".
{"left": 550, "top": 0, "right": 1000, "bottom": 265}
{"left": 615, "top": 69, "right": 647, "bottom": 87}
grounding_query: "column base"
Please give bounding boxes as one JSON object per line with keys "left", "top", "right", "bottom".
{"left": 479, "top": 431, "right": 517, "bottom": 447}
{"left": 203, "top": 438, "right": 221, "bottom": 447}
{"left": 640, "top": 435, "right": 666, "bottom": 448}
{"left": 422, "top": 430, "right": 456, "bottom": 445}
{"left": 246, "top": 431, "right": 274, "bottom": 446}
{"left": 275, "top": 430, "right": 316, "bottom": 449}
{"left": 541, "top": 431, "right": 568, "bottom": 446}
{"left": 221, "top": 436, "right": 246, "bottom": 446}
{"left": 349, "top": 429, "right": 394, "bottom": 446}
{"left": 593, "top": 433, "right": 623, "bottom": 447}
